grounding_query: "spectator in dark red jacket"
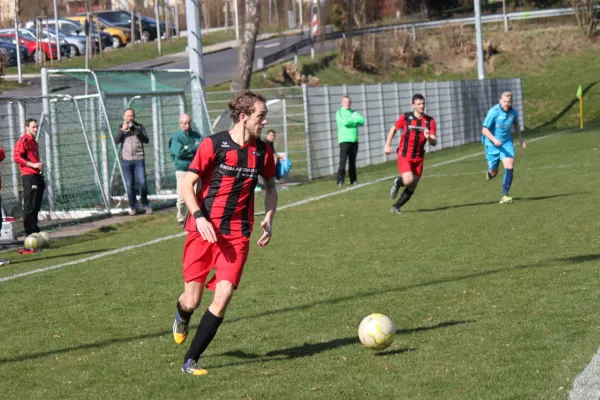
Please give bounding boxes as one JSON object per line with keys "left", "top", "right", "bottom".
{"left": 13, "top": 118, "right": 45, "bottom": 235}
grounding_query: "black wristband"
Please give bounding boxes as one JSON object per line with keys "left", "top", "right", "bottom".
{"left": 193, "top": 210, "right": 204, "bottom": 219}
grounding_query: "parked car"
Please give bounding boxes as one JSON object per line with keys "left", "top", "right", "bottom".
{"left": 10, "top": 28, "right": 70, "bottom": 58}
{"left": 27, "top": 28, "right": 87, "bottom": 57}
{"left": 139, "top": 15, "right": 177, "bottom": 38}
{"left": 81, "top": 10, "right": 158, "bottom": 42}
{"left": 0, "top": 39, "right": 32, "bottom": 66}
{"left": 25, "top": 18, "right": 112, "bottom": 50}
{"left": 66, "top": 15, "right": 133, "bottom": 48}
{"left": 0, "top": 32, "right": 59, "bottom": 61}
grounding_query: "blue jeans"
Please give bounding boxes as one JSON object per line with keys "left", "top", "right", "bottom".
{"left": 122, "top": 159, "right": 148, "bottom": 209}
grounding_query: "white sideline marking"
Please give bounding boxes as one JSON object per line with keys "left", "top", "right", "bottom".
{"left": 0, "top": 233, "right": 186, "bottom": 283}
{"left": 0, "top": 129, "right": 574, "bottom": 283}
{"left": 569, "top": 348, "right": 600, "bottom": 400}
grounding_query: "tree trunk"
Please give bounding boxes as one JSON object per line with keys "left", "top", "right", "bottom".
{"left": 230, "top": 0, "right": 261, "bottom": 91}
{"left": 345, "top": 0, "right": 353, "bottom": 66}
{"left": 202, "top": 0, "right": 210, "bottom": 29}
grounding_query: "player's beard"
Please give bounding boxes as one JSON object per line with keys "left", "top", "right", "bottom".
{"left": 249, "top": 125, "right": 262, "bottom": 139}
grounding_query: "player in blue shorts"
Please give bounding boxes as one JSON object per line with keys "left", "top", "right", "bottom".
{"left": 482, "top": 91, "right": 526, "bottom": 204}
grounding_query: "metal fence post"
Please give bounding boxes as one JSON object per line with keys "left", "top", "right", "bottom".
{"left": 422, "top": 82, "right": 429, "bottom": 154}
{"left": 393, "top": 82, "right": 401, "bottom": 156}
{"left": 324, "top": 86, "right": 335, "bottom": 176}
{"left": 100, "top": 103, "right": 110, "bottom": 202}
{"left": 447, "top": 81, "right": 455, "bottom": 148}
{"left": 434, "top": 81, "right": 442, "bottom": 150}
{"left": 378, "top": 83, "right": 386, "bottom": 162}
{"left": 360, "top": 84, "right": 371, "bottom": 165}
{"left": 302, "top": 84, "right": 312, "bottom": 180}
{"left": 179, "top": 94, "right": 186, "bottom": 116}
{"left": 395, "top": 82, "right": 401, "bottom": 117}
{"left": 17, "top": 101, "right": 25, "bottom": 132}
{"left": 157, "top": 96, "right": 166, "bottom": 183}
{"left": 90, "top": 97, "right": 98, "bottom": 168}
{"left": 50, "top": 100, "right": 61, "bottom": 195}
{"left": 282, "top": 97, "right": 289, "bottom": 155}
{"left": 7, "top": 102, "right": 19, "bottom": 199}
{"left": 151, "top": 72, "right": 161, "bottom": 192}
{"left": 41, "top": 68, "right": 55, "bottom": 215}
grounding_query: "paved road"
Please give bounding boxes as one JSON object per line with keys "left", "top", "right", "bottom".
{"left": 160, "top": 29, "right": 335, "bottom": 85}
{"left": 1, "top": 28, "right": 336, "bottom": 97}
{"left": 129, "top": 33, "right": 312, "bottom": 86}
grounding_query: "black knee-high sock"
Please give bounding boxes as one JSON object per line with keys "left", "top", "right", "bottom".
{"left": 394, "top": 188, "right": 414, "bottom": 209}
{"left": 184, "top": 309, "right": 224, "bottom": 363}
{"left": 177, "top": 300, "right": 194, "bottom": 321}
{"left": 395, "top": 176, "right": 404, "bottom": 188}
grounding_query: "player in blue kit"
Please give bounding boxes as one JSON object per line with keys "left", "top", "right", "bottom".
{"left": 482, "top": 91, "right": 526, "bottom": 204}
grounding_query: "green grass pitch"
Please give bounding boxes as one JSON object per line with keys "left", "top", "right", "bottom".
{"left": 0, "top": 127, "right": 599, "bottom": 399}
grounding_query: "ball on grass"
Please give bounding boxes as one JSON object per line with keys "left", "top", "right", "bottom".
{"left": 38, "top": 232, "right": 51, "bottom": 246}
{"left": 358, "top": 313, "right": 395, "bottom": 351}
{"left": 24, "top": 235, "right": 42, "bottom": 250}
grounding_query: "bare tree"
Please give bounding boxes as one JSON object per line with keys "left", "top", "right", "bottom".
{"left": 230, "top": 0, "right": 261, "bottom": 90}
{"left": 570, "top": 0, "right": 599, "bottom": 38}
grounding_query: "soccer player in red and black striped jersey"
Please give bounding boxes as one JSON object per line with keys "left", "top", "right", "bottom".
{"left": 172, "top": 91, "right": 278, "bottom": 376}
{"left": 384, "top": 94, "right": 437, "bottom": 214}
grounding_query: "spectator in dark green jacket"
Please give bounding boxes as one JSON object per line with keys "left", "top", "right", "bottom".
{"left": 336, "top": 96, "right": 365, "bottom": 186}
{"left": 169, "top": 114, "right": 202, "bottom": 225}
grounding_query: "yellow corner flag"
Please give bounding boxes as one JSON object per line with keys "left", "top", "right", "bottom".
{"left": 577, "top": 85, "right": 583, "bottom": 128}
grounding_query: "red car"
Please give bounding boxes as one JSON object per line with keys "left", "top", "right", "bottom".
{"left": 0, "top": 32, "right": 58, "bottom": 62}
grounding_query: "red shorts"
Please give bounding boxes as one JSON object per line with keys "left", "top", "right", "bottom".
{"left": 397, "top": 157, "right": 424, "bottom": 177}
{"left": 182, "top": 230, "right": 250, "bottom": 291}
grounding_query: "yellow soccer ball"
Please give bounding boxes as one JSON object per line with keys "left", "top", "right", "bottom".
{"left": 24, "top": 235, "right": 41, "bottom": 250}
{"left": 358, "top": 313, "right": 395, "bottom": 351}
{"left": 39, "top": 232, "right": 51, "bottom": 247}
{"left": 30, "top": 233, "right": 47, "bottom": 248}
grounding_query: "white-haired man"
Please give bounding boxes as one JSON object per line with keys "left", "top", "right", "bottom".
{"left": 169, "top": 114, "right": 202, "bottom": 225}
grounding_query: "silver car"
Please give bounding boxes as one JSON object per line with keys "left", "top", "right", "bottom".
{"left": 28, "top": 28, "right": 87, "bottom": 58}
{"left": 25, "top": 19, "right": 111, "bottom": 50}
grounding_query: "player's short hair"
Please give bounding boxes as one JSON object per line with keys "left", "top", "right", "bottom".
{"left": 25, "top": 118, "right": 37, "bottom": 128}
{"left": 500, "top": 91, "right": 512, "bottom": 99}
{"left": 412, "top": 93, "right": 425, "bottom": 103}
{"left": 123, "top": 107, "right": 136, "bottom": 116}
{"left": 267, "top": 129, "right": 276, "bottom": 135}
{"left": 228, "top": 90, "right": 267, "bottom": 123}
{"left": 341, "top": 95, "right": 351, "bottom": 101}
